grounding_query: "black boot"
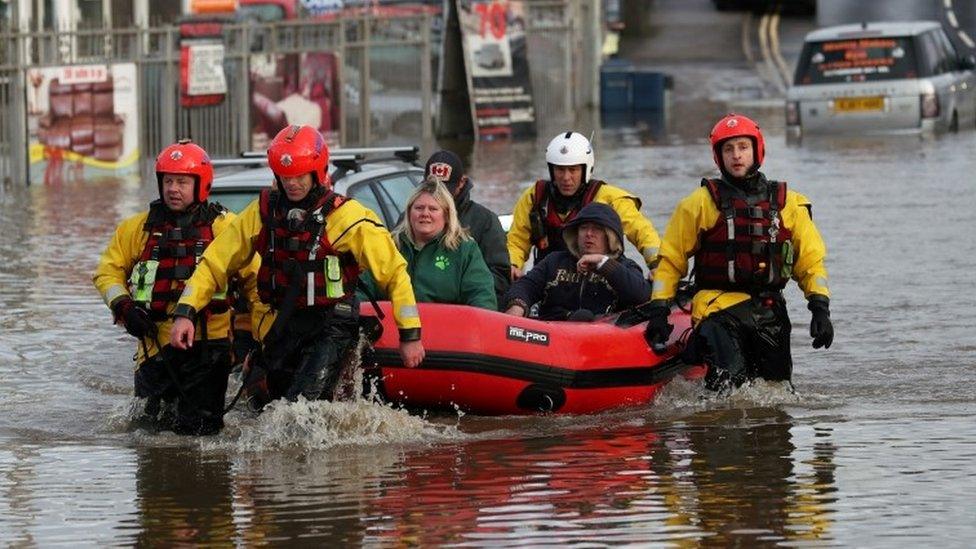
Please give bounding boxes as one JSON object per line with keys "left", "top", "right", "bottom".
{"left": 704, "top": 366, "right": 743, "bottom": 396}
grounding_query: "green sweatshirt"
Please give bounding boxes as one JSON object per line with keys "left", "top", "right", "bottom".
{"left": 360, "top": 232, "right": 497, "bottom": 310}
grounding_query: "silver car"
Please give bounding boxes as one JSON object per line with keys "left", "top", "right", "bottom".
{"left": 210, "top": 146, "right": 513, "bottom": 231}
{"left": 210, "top": 147, "right": 425, "bottom": 226}
{"left": 786, "top": 21, "right": 976, "bottom": 139}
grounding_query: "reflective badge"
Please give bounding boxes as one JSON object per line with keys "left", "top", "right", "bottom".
{"left": 129, "top": 260, "right": 160, "bottom": 304}
{"left": 170, "top": 150, "right": 183, "bottom": 161}
{"left": 726, "top": 118, "right": 738, "bottom": 128}
{"left": 781, "top": 240, "right": 795, "bottom": 279}
{"left": 325, "top": 255, "right": 343, "bottom": 298}
{"left": 280, "top": 153, "right": 293, "bottom": 167}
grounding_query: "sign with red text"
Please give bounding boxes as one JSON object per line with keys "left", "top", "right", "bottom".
{"left": 179, "top": 20, "right": 227, "bottom": 107}
{"left": 456, "top": 0, "right": 535, "bottom": 139}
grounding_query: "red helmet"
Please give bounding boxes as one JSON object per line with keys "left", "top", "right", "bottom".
{"left": 267, "top": 125, "right": 330, "bottom": 188}
{"left": 155, "top": 139, "right": 213, "bottom": 203}
{"left": 709, "top": 113, "right": 765, "bottom": 170}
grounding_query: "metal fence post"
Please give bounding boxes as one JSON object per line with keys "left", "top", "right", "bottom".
{"left": 361, "top": 17, "right": 371, "bottom": 146}
{"left": 339, "top": 17, "right": 347, "bottom": 146}
{"left": 421, "top": 12, "right": 432, "bottom": 143}
{"left": 135, "top": 27, "right": 145, "bottom": 174}
{"left": 14, "top": 32, "right": 26, "bottom": 185}
{"left": 583, "top": 0, "right": 600, "bottom": 110}
{"left": 161, "top": 28, "right": 176, "bottom": 148}
{"left": 12, "top": 32, "right": 28, "bottom": 185}
{"left": 564, "top": 0, "right": 573, "bottom": 117}
{"left": 237, "top": 24, "right": 251, "bottom": 153}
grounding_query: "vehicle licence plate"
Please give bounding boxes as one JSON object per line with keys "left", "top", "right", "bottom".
{"left": 834, "top": 96, "right": 884, "bottom": 112}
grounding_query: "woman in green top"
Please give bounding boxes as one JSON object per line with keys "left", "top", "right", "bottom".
{"left": 361, "top": 178, "right": 497, "bottom": 310}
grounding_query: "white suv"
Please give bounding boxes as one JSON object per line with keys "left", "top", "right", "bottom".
{"left": 786, "top": 21, "right": 976, "bottom": 139}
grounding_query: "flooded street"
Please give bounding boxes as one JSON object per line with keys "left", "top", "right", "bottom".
{"left": 2, "top": 0, "right": 976, "bottom": 542}
{"left": 1, "top": 123, "right": 975, "bottom": 544}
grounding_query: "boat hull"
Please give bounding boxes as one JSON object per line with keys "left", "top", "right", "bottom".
{"left": 360, "top": 302, "right": 703, "bottom": 415}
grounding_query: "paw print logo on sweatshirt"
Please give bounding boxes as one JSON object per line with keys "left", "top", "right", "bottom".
{"left": 434, "top": 255, "right": 450, "bottom": 270}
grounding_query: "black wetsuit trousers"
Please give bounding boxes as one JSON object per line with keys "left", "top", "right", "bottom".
{"left": 690, "top": 294, "right": 793, "bottom": 389}
{"left": 134, "top": 340, "right": 232, "bottom": 435}
{"left": 263, "top": 306, "right": 360, "bottom": 402}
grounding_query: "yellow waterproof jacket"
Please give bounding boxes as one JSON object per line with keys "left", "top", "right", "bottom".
{"left": 92, "top": 207, "right": 260, "bottom": 365}
{"left": 651, "top": 185, "right": 829, "bottom": 323}
{"left": 507, "top": 181, "right": 661, "bottom": 270}
{"left": 177, "top": 196, "right": 421, "bottom": 341}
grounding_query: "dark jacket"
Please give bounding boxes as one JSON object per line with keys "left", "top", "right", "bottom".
{"left": 503, "top": 251, "right": 649, "bottom": 320}
{"left": 505, "top": 201, "right": 649, "bottom": 319}
{"left": 456, "top": 183, "right": 510, "bottom": 308}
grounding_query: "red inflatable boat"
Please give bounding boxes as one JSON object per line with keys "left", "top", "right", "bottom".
{"left": 359, "top": 302, "right": 703, "bottom": 415}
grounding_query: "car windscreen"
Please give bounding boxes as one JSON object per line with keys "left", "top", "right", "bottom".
{"left": 211, "top": 191, "right": 259, "bottom": 213}
{"left": 794, "top": 36, "right": 918, "bottom": 85}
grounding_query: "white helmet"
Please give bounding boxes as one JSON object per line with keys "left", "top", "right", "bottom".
{"left": 545, "top": 131, "right": 594, "bottom": 184}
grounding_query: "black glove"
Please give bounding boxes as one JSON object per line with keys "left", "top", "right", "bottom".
{"left": 112, "top": 297, "right": 158, "bottom": 339}
{"left": 642, "top": 301, "right": 673, "bottom": 354}
{"left": 808, "top": 296, "right": 833, "bottom": 349}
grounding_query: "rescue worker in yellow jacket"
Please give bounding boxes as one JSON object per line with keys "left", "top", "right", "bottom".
{"left": 507, "top": 131, "right": 661, "bottom": 279}
{"left": 93, "top": 140, "right": 259, "bottom": 435}
{"left": 170, "top": 125, "right": 424, "bottom": 409}
{"left": 643, "top": 114, "right": 834, "bottom": 391}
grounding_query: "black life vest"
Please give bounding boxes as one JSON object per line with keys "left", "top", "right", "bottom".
{"left": 529, "top": 178, "right": 605, "bottom": 261}
{"left": 254, "top": 188, "right": 360, "bottom": 309}
{"left": 133, "top": 201, "right": 228, "bottom": 321}
{"left": 694, "top": 178, "right": 794, "bottom": 292}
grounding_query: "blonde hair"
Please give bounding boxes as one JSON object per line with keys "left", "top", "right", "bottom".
{"left": 394, "top": 176, "right": 471, "bottom": 250}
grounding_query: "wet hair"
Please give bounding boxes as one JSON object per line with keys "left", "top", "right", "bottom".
{"left": 394, "top": 176, "right": 471, "bottom": 250}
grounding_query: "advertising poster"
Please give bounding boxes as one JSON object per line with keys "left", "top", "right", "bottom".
{"left": 249, "top": 52, "right": 341, "bottom": 150}
{"left": 26, "top": 63, "right": 140, "bottom": 184}
{"left": 457, "top": 0, "right": 536, "bottom": 139}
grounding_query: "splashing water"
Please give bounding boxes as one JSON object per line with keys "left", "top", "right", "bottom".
{"left": 651, "top": 376, "right": 805, "bottom": 411}
{"left": 225, "top": 399, "right": 462, "bottom": 452}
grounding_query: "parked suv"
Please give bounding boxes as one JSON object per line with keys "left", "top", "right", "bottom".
{"left": 210, "top": 145, "right": 514, "bottom": 231}
{"left": 786, "top": 21, "right": 976, "bottom": 139}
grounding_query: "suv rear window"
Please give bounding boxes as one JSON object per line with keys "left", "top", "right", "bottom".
{"left": 795, "top": 36, "right": 918, "bottom": 84}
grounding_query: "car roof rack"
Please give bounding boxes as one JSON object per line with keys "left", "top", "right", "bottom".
{"left": 216, "top": 145, "right": 418, "bottom": 165}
